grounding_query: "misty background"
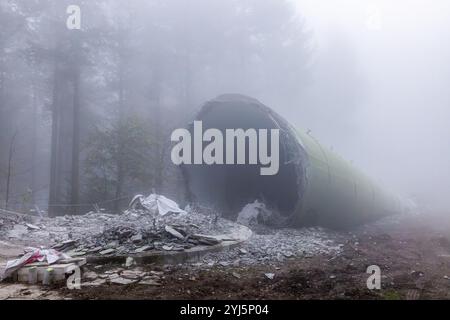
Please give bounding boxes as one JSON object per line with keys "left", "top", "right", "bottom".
{"left": 0, "top": 0, "right": 448, "bottom": 215}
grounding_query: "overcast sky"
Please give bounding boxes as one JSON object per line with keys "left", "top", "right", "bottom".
{"left": 291, "top": 0, "right": 450, "bottom": 210}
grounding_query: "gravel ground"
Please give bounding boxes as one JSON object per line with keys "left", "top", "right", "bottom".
{"left": 198, "top": 226, "right": 344, "bottom": 267}
{"left": 62, "top": 211, "right": 450, "bottom": 300}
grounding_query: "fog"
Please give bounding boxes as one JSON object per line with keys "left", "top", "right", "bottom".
{"left": 0, "top": 0, "right": 449, "bottom": 214}
{"left": 294, "top": 0, "right": 450, "bottom": 210}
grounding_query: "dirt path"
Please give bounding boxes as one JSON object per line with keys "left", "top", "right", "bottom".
{"left": 1, "top": 212, "right": 449, "bottom": 300}
{"left": 63, "top": 213, "right": 450, "bottom": 300}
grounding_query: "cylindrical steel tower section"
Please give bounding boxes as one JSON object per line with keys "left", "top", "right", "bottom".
{"left": 182, "top": 94, "right": 402, "bottom": 229}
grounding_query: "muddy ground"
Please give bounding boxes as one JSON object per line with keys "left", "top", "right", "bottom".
{"left": 1, "top": 212, "right": 450, "bottom": 300}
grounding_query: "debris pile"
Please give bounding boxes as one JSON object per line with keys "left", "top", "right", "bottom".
{"left": 1, "top": 195, "right": 344, "bottom": 273}
{"left": 0, "top": 195, "right": 240, "bottom": 258}
{"left": 0, "top": 210, "right": 38, "bottom": 234}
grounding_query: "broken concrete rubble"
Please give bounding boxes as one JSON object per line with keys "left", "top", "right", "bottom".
{"left": 110, "top": 277, "right": 137, "bottom": 285}
{"left": 125, "top": 257, "right": 136, "bottom": 267}
{"left": 0, "top": 197, "right": 242, "bottom": 262}
{"left": 121, "top": 269, "right": 145, "bottom": 280}
{"left": 131, "top": 234, "right": 143, "bottom": 243}
{"left": 83, "top": 271, "right": 98, "bottom": 281}
{"left": 73, "top": 265, "right": 165, "bottom": 286}
{"left": 26, "top": 223, "right": 40, "bottom": 231}
{"left": 134, "top": 245, "right": 153, "bottom": 253}
{"left": 8, "top": 225, "right": 28, "bottom": 239}
{"left": 197, "top": 226, "right": 343, "bottom": 267}
{"left": 264, "top": 273, "right": 275, "bottom": 280}
{"left": 165, "top": 225, "right": 185, "bottom": 240}
{"left": 99, "top": 248, "right": 115, "bottom": 255}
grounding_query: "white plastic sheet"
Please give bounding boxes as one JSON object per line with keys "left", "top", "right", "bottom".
{"left": 138, "top": 194, "right": 187, "bottom": 216}
{"left": 237, "top": 200, "right": 264, "bottom": 226}
{"left": 236, "top": 200, "right": 273, "bottom": 226}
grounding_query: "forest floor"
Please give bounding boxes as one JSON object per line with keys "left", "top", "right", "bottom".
{"left": 1, "top": 211, "right": 449, "bottom": 300}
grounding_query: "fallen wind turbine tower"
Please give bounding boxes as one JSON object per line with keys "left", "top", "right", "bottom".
{"left": 181, "top": 94, "right": 403, "bottom": 229}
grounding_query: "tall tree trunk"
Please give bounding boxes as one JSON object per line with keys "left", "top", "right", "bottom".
{"left": 30, "top": 79, "right": 38, "bottom": 203}
{"left": 114, "top": 58, "right": 125, "bottom": 213}
{"left": 5, "top": 129, "right": 18, "bottom": 210}
{"left": 48, "top": 62, "right": 61, "bottom": 217}
{"left": 0, "top": 57, "right": 4, "bottom": 110}
{"left": 115, "top": 158, "right": 124, "bottom": 212}
{"left": 70, "top": 67, "right": 81, "bottom": 214}
{"left": 152, "top": 68, "right": 164, "bottom": 189}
